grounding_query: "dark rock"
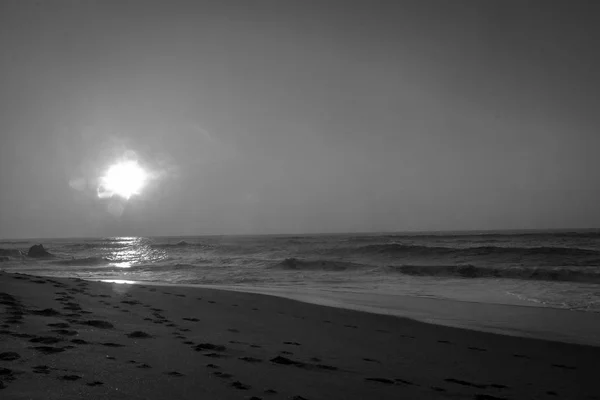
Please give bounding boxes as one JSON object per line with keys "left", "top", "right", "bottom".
{"left": 27, "top": 244, "right": 52, "bottom": 258}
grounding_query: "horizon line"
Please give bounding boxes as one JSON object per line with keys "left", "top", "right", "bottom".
{"left": 2, "top": 227, "right": 599, "bottom": 242}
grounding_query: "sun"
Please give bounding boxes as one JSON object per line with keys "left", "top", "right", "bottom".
{"left": 100, "top": 160, "right": 148, "bottom": 199}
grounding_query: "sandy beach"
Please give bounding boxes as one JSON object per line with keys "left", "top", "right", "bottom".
{"left": 1, "top": 271, "right": 599, "bottom": 400}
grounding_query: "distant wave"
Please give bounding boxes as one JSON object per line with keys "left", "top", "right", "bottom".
{"left": 151, "top": 241, "right": 213, "bottom": 250}
{"left": 356, "top": 243, "right": 600, "bottom": 259}
{"left": 273, "top": 258, "right": 371, "bottom": 271}
{"left": 345, "top": 231, "right": 600, "bottom": 242}
{"left": 386, "top": 264, "right": 600, "bottom": 284}
{"left": 50, "top": 257, "right": 113, "bottom": 266}
{"left": 0, "top": 248, "right": 24, "bottom": 258}
{"left": 62, "top": 242, "right": 129, "bottom": 250}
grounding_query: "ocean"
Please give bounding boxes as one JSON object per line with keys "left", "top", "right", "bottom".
{"left": 2, "top": 230, "right": 600, "bottom": 313}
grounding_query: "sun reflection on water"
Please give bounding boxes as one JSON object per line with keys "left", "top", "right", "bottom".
{"left": 103, "top": 237, "right": 168, "bottom": 266}
{"left": 101, "top": 279, "right": 137, "bottom": 284}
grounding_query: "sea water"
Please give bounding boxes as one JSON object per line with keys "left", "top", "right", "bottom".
{"left": 2, "top": 230, "right": 600, "bottom": 312}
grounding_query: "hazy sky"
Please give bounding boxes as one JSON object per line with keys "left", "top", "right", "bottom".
{"left": 1, "top": 0, "right": 599, "bottom": 238}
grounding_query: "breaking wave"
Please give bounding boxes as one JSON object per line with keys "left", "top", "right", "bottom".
{"left": 151, "top": 241, "right": 213, "bottom": 250}
{"left": 270, "top": 257, "right": 600, "bottom": 284}
{"left": 387, "top": 264, "right": 600, "bottom": 283}
{"left": 273, "top": 258, "right": 371, "bottom": 271}
{"left": 358, "top": 244, "right": 599, "bottom": 257}
{"left": 50, "top": 257, "right": 113, "bottom": 266}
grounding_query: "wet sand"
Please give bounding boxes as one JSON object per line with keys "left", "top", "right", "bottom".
{"left": 1, "top": 271, "right": 599, "bottom": 399}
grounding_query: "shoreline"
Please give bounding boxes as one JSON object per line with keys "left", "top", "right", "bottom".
{"left": 1, "top": 271, "right": 599, "bottom": 399}
{"left": 6, "top": 271, "right": 600, "bottom": 347}
{"left": 98, "top": 279, "right": 600, "bottom": 347}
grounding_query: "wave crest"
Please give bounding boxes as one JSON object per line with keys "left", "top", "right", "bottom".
{"left": 358, "top": 244, "right": 600, "bottom": 258}
{"left": 274, "top": 258, "right": 370, "bottom": 271}
{"left": 51, "top": 257, "right": 112, "bottom": 266}
{"left": 387, "top": 264, "right": 600, "bottom": 283}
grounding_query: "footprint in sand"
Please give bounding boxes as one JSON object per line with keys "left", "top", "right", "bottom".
{"left": 32, "top": 365, "right": 51, "bottom": 374}
{"left": 365, "top": 377, "right": 395, "bottom": 384}
{"left": 444, "top": 378, "right": 487, "bottom": 389}
{"left": 231, "top": 381, "right": 251, "bottom": 390}
{"left": 195, "top": 343, "right": 226, "bottom": 351}
{"left": 0, "top": 367, "right": 17, "bottom": 383}
{"left": 82, "top": 320, "right": 114, "bottom": 329}
{"left": 239, "top": 356, "right": 262, "bottom": 363}
{"left": 52, "top": 329, "right": 78, "bottom": 336}
{"left": 468, "top": 347, "right": 487, "bottom": 352}
{"left": 126, "top": 331, "right": 153, "bottom": 338}
{"left": 0, "top": 352, "right": 21, "bottom": 361}
{"left": 165, "top": 371, "right": 185, "bottom": 377}
{"left": 47, "top": 323, "right": 70, "bottom": 328}
{"left": 86, "top": 381, "right": 104, "bottom": 386}
{"left": 30, "top": 308, "right": 62, "bottom": 316}
{"left": 552, "top": 364, "right": 576, "bottom": 370}
{"left": 59, "top": 375, "right": 82, "bottom": 381}
{"left": 30, "top": 336, "right": 62, "bottom": 344}
{"left": 362, "top": 357, "right": 380, "bottom": 363}
{"left": 203, "top": 353, "right": 228, "bottom": 358}
{"left": 213, "top": 371, "right": 233, "bottom": 378}
{"left": 137, "top": 363, "right": 152, "bottom": 369}
{"left": 30, "top": 346, "right": 66, "bottom": 354}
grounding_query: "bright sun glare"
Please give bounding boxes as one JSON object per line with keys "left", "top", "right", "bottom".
{"left": 100, "top": 160, "right": 148, "bottom": 199}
